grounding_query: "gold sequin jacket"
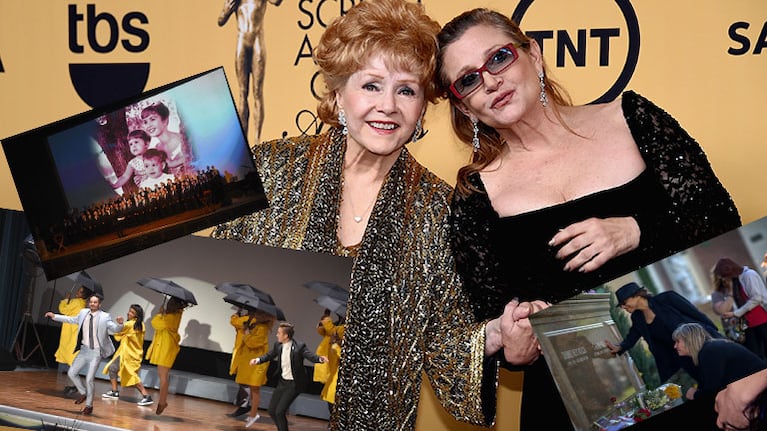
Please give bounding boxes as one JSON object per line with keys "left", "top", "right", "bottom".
{"left": 212, "top": 129, "right": 489, "bottom": 430}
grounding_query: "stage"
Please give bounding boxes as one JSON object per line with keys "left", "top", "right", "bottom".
{"left": 0, "top": 369, "right": 328, "bottom": 431}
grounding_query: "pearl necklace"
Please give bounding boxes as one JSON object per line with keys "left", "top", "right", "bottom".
{"left": 341, "top": 174, "right": 376, "bottom": 223}
{"left": 349, "top": 194, "right": 375, "bottom": 223}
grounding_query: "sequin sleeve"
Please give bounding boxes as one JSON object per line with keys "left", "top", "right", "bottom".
{"left": 448, "top": 184, "right": 518, "bottom": 425}
{"left": 421, "top": 196, "right": 493, "bottom": 426}
{"left": 623, "top": 91, "right": 741, "bottom": 254}
{"left": 449, "top": 178, "right": 518, "bottom": 322}
{"left": 210, "top": 134, "right": 331, "bottom": 249}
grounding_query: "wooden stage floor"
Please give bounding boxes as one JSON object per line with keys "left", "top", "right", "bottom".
{"left": 0, "top": 369, "right": 329, "bottom": 431}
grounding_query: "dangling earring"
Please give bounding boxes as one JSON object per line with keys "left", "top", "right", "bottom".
{"left": 471, "top": 118, "right": 480, "bottom": 152}
{"left": 538, "top": 71, "right": 549, "bottom": 107}
{"left": 338, "top": 109, "right": 348, "bottom": 135}
{"left": 411, "top": 117, "right": 423, "bottom": 143}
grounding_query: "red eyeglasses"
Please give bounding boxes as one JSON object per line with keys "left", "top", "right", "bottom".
{"left": 449, "top": 43, "right": 523, "bottom": 99}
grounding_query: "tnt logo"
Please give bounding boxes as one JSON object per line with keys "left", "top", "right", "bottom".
{"left": 68, "top": 4, "right": 151, "bottom": 108}
{"left": 511, "top": 0, "right": 639, "bottom": 104}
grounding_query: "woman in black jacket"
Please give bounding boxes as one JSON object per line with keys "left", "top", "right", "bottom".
{"left": 672, "top": 322, "right": 766, "bottom": 400}
{"left": 605, "top": 282, "right": 722, "bottom": 382}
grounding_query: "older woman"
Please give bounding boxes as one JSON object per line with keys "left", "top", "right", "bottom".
{"left": 435, "top": 8, "right": 741, "bottom": 431}
{"left": 212, "top": 1, "right": 535, "bottom": 429}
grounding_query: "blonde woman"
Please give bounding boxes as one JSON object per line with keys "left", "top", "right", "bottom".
{"left": 672, "top": 322, "right": 766, "bottom": 400}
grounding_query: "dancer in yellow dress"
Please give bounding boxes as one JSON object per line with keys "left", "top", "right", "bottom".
{"left": 145, "top": 296, "right": 187, "bottom": 415}
{"left": 320, "top": 325, "right": 344, "bottom": 406}
{"left": 231, "top": 309, "right": 274, "bottom": 428}
{"left": 313, "top": 311, "right": 344, "bottom": 404}
{"left": 228, "top": 309, "right": 251, "bottom": 417}
{"left": 312, "top": 310, "right": 333, "bottom": 387}
{"left": 53, "top": 286, "right": 89, "bottom": 394}
{"left": 101, "top": 304, "right": 153, "bottom": 406}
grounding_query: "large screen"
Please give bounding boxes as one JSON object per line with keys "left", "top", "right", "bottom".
{"left": 2, "top": 67, "right": 267, "bottom": 280}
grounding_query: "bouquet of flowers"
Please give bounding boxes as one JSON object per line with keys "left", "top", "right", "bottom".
{"left": 659, "top": 383, "right": 682, "bottom": 400}
{"left": 632, "top": 408, "right": 652, "bottom": 423}
{"left": 643, "top": 388, "right": 670, "bottom": 411}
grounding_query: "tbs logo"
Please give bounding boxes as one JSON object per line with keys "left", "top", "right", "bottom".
{"left": 68, "top": 4, "right": 150, "bottom": 108}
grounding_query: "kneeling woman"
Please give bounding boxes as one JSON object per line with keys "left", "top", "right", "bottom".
{"left": 673, "top": 322, "right": 767, "bottom": 400}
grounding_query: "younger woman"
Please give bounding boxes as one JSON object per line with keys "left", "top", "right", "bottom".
{"left": 141, "top": 102, "right": 191, "bottom": 176}
{"left": 314, "top": 311, "right": 344, "bottom": 408}
{"left": 231, "top": 309, "right": 274, "bottom": 428}
{"left": 320, "top": 326, "right": 344, "bottom": 407}
{"left": 712, "top": 257, "right": 767, "bottom": 360}
{"left": 102, "top": 304, "right": 153, "bottom": 406}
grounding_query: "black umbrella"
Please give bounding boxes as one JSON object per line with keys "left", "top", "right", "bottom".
{"left": 214, "top": 282, "right": 275, "bottom": 305}
{"left": 314, "top": 295, "right": 347, "bottom": 316}
{"left": 66, "top": 270, "right": 104, "bottom": 296}
{"left": 223, "top": 292, "right": 285, "bottom": 320}
{"left": 303, "top": 281, "right": 349, "bottom": 301}
{"left": 303, "top": 281, "right": 349, "bottom": 317}
{"left": 137, "top": 277, "right": 197, "bottom": 305}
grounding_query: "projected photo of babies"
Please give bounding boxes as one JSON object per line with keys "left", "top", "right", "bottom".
{"left": 2, "top": 67, "right": 267, "bottom": 280}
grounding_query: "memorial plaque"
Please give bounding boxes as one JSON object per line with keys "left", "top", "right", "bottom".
{"left": 531, "top": 294, "right": 644, "bottom": 430}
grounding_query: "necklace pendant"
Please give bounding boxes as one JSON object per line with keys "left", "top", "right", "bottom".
{"left": 353, "top": 216, "right": 363, "bottom": 223}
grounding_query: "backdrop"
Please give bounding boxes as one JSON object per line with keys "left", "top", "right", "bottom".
{"left": 1, "top": 1, "right": 766, "bottom": 223}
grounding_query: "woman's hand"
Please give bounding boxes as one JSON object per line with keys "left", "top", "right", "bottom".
{"left": 715, "top": 369, "right": 767, "bottom": 430}
{"left": 549, "top": 216, "right": 640, "bottom": 273}
{"left": 604, "top": 340, "right": 621, "bottom": 355}
{"left": 686, "top": 387, "right": 697, "bottom": 400}
{"left": 490, "top": 299, "right": 549, "bottom": 365}
{"left": 502, "top": 315, "right": 540, "bottom": 365}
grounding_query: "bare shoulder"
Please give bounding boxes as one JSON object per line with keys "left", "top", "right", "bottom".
{"left": 564, "top": 98, "right": 631, "bottom": 142}
{"left": 562, "top": 98, "right": 643, "bottom": 174}
{"left": 567, "top": 97, "right": 624, "bottom": 125}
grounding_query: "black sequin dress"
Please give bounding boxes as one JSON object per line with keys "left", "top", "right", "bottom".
{"left": 450, "top": 91, "right": 741, "bottom": 430}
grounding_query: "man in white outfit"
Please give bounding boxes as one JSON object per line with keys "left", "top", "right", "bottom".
{"left": 45, "top": 294, "right": 123, "bottom": 415}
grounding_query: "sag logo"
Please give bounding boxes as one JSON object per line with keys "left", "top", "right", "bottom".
{"left": 68, "top": 4, "right": 150, "bottom": 108}
{"left": 728, "top": 21, "right": 767, "bottom": 55}
{"left": 511, "top": 0, "right": 639, "bottom": 104}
